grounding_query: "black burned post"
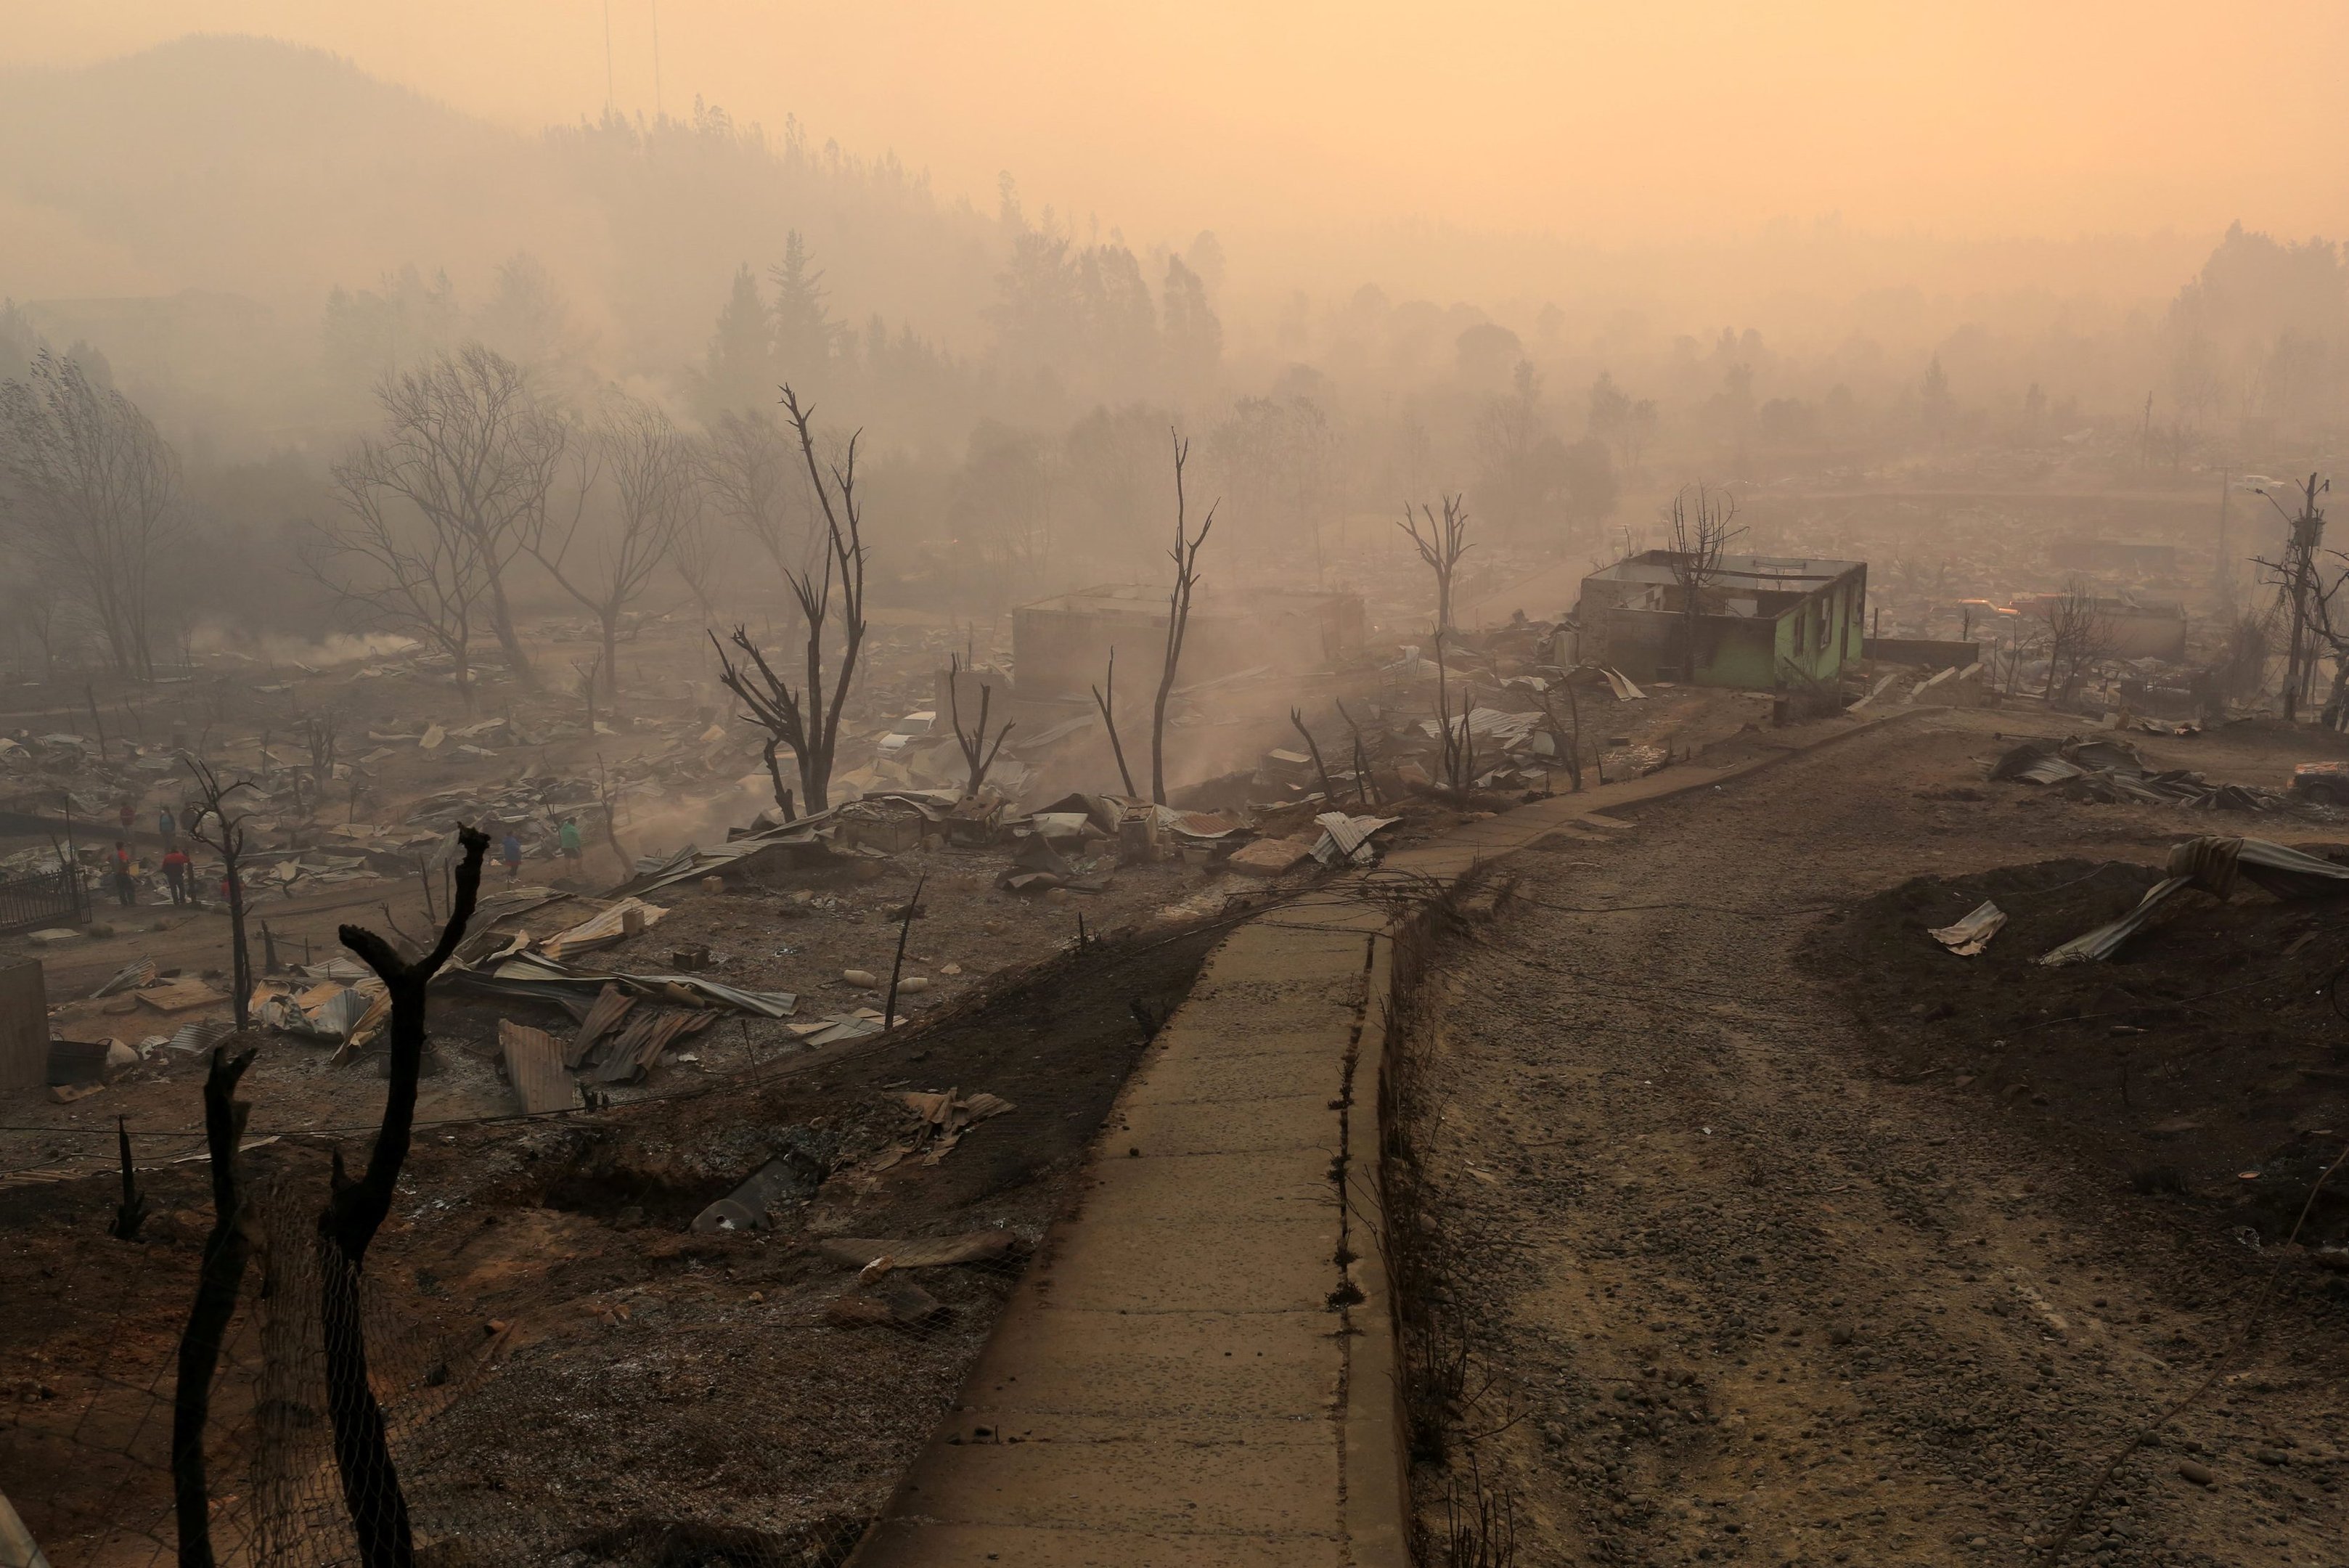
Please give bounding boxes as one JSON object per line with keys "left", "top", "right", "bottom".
{"left": 109, "top": 1116, "right": 147, "bottom": 1241}
{"left": 316, "top": 825, "right": 489, "bottom": 1568}
{"left": 1148, "top": 430, "right": 1217, "bottom": 805}
{"left": 171, "top": 1045, "right": 257, "bottom": 1568}
{"left": 1092, "top": 648, "right": 1137, "bottom": 798}
{"left": 883, "top": 873, "right": 926, "bottom": 1035}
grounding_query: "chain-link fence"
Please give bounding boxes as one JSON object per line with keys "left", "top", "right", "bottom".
{"left": 5, "top": 1152, "right": 1009, "bottom": 1568}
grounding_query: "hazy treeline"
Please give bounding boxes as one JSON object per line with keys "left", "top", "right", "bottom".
{"left": 2, "top": 35, "right": 2347, "bottom": 671}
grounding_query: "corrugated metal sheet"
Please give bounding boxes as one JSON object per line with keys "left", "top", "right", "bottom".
{"left": 1312, "top": 812, "right": 1400, "bottom": 865}
{"left": 499, "top": 1018, "right": 576, "bottom": 1115}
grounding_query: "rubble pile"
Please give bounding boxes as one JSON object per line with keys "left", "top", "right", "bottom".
{"left": 1989, "top": 735, "right": 2308, "bottom": 814}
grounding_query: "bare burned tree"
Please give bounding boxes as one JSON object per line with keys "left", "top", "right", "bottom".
{"left": 181, "top": 756, "right": 258, "bottom": 1030}
{"left": 0, "top": 350, "right": 180, "bottom": 679}
{"left": 1662, "top": 482, "right": 1746, "bottom": 684}
{"left": 316, "top": 826, "right": 489, "bottom": 1568}
{"left": 2038, "top": 577, "right": 2117, "bottom": 705}
{"left": 712, "top": 385, "right": 870, "bottom": 817}
{"left": 1150, "top": 430, "right": 1217, "bottom": 804}
{"left": 1092, "top": 648, "right": 1137, "bottom": 797}
{"left": 305, "top": 458, "right": 487, "bottom": 708}
{"left": 945, "top": 654, "right": 1016, "bottom": 796}
{"left": 351, "top": 346, "right": 567, "bottom": 682}
{"left": 1398, "top": 494, "right": 1473, "bottom": 636}
{"left": 528, "top": 401, "right": 699, "bottom": 709}
{"left": 171, "top": 1044, "right": 257, "bottom": 1568}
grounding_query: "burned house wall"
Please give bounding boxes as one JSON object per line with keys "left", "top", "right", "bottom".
{"left": 1775, "top": 568, "right": 1868, "bottom": 687}
{"left": 1584, "top": 607, "right": 1778, "bottom": 687}
{"left": 1577, "top": 562, "right": 1866, "bottom": 690}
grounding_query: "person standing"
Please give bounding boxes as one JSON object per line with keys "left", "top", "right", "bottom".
{"left": 110, "top": 841, "right": 136, "bottom": 907}
{"left": 558, "top": 817, "right": 583, "bottom": 867}
{"left": 501, "top": 830, "right": 524, "bottom": 882}
{"left": 161, "top": 846, "right": 190, "bottom": 907}
{"left": 158, "top": 804, "right": 178, "bottom": 849}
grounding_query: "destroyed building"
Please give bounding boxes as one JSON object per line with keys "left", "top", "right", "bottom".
{"left": 1011, "top": 585, "right": 1366, "bottom": 701}
{"left": 1571, "top": 551, "right": 1868, "bottom": 690}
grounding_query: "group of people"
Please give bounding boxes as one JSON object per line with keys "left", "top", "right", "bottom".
{"left": 106, "top": 798, "right": 199, "bottom": 909}
{"left": 499, "top": 818, "right": 587, "bottom": 881}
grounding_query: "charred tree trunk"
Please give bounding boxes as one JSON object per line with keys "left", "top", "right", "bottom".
{"left": 171, "top": 1046, "right": 256, "bottom": 1568}
{"left": 316, "top": 827, "right": 489, "bottom": 1568}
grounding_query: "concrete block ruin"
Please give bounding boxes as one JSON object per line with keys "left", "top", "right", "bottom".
{"left": 1570, "top": 550, "right": 1868, "bottom": 691}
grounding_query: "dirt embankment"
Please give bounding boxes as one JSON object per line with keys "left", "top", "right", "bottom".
{"left": 1799, "top": 852, "right": 2349, "bottom": 1249}
{"left": 1, "top": 911, "right": 1230, "bottom": 1566}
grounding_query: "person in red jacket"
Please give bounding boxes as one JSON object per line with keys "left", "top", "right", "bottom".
{"left": 160, "top": 846, "right": 191, "bottom": 907}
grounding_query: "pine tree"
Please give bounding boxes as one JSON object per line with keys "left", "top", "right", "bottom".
{"left": 769, "top": 232, "right": 838, "bottom": 379}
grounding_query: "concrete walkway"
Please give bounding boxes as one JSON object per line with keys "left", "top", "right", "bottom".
{"left": 849, "top": 711, "right": 1911, "bottom": 1567}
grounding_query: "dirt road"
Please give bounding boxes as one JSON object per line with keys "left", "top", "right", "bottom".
{"left": 1408, "top": 712, "right": 2349, "bottom": 1566}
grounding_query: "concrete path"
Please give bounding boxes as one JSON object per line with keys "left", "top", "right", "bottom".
{"left": 849, "top": 711, "right": 1909, "bottom": 1567}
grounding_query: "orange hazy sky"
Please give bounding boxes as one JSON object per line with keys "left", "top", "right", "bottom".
{"left": 16, "top": 1, "right": 2349, "bottom": 248}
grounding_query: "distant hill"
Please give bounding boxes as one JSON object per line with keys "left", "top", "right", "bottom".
{"left": 0, "top": 35, "right": 1004, "bottom": 385}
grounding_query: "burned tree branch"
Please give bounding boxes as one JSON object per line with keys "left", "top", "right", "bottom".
{"left": 946, "top": 655, "right": 1016, "bottom": 797}
{"left": 1662, "top": 483, "right": 1745, "bottom": 686}
{"left": 181, "top": 757, "right": 258, "bottom": 1031}
{"left": 710, "top": 385, "right": 869, "bottom": 814}
{"left": 1150, "top": 430, "right": 1217, "bottom": 804}
{"left": 1291, "top": 708, "right": 1339, "bottom": 803}
{"left": 1398, "top": 494, "right": 1474, "bottom": 636}
{"left": 171, "top": 1045, "right": 256, "bottom": 1568}
{"left": 316, "top": 824, "right": 489, "bottom": 1568}
{"left": 1092, "top": 647, "right": 1137, "bottom": 798}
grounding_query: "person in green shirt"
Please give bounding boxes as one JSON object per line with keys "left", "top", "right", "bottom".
{"left": 558, "top": 817, "right": 584, "bottom": 865}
